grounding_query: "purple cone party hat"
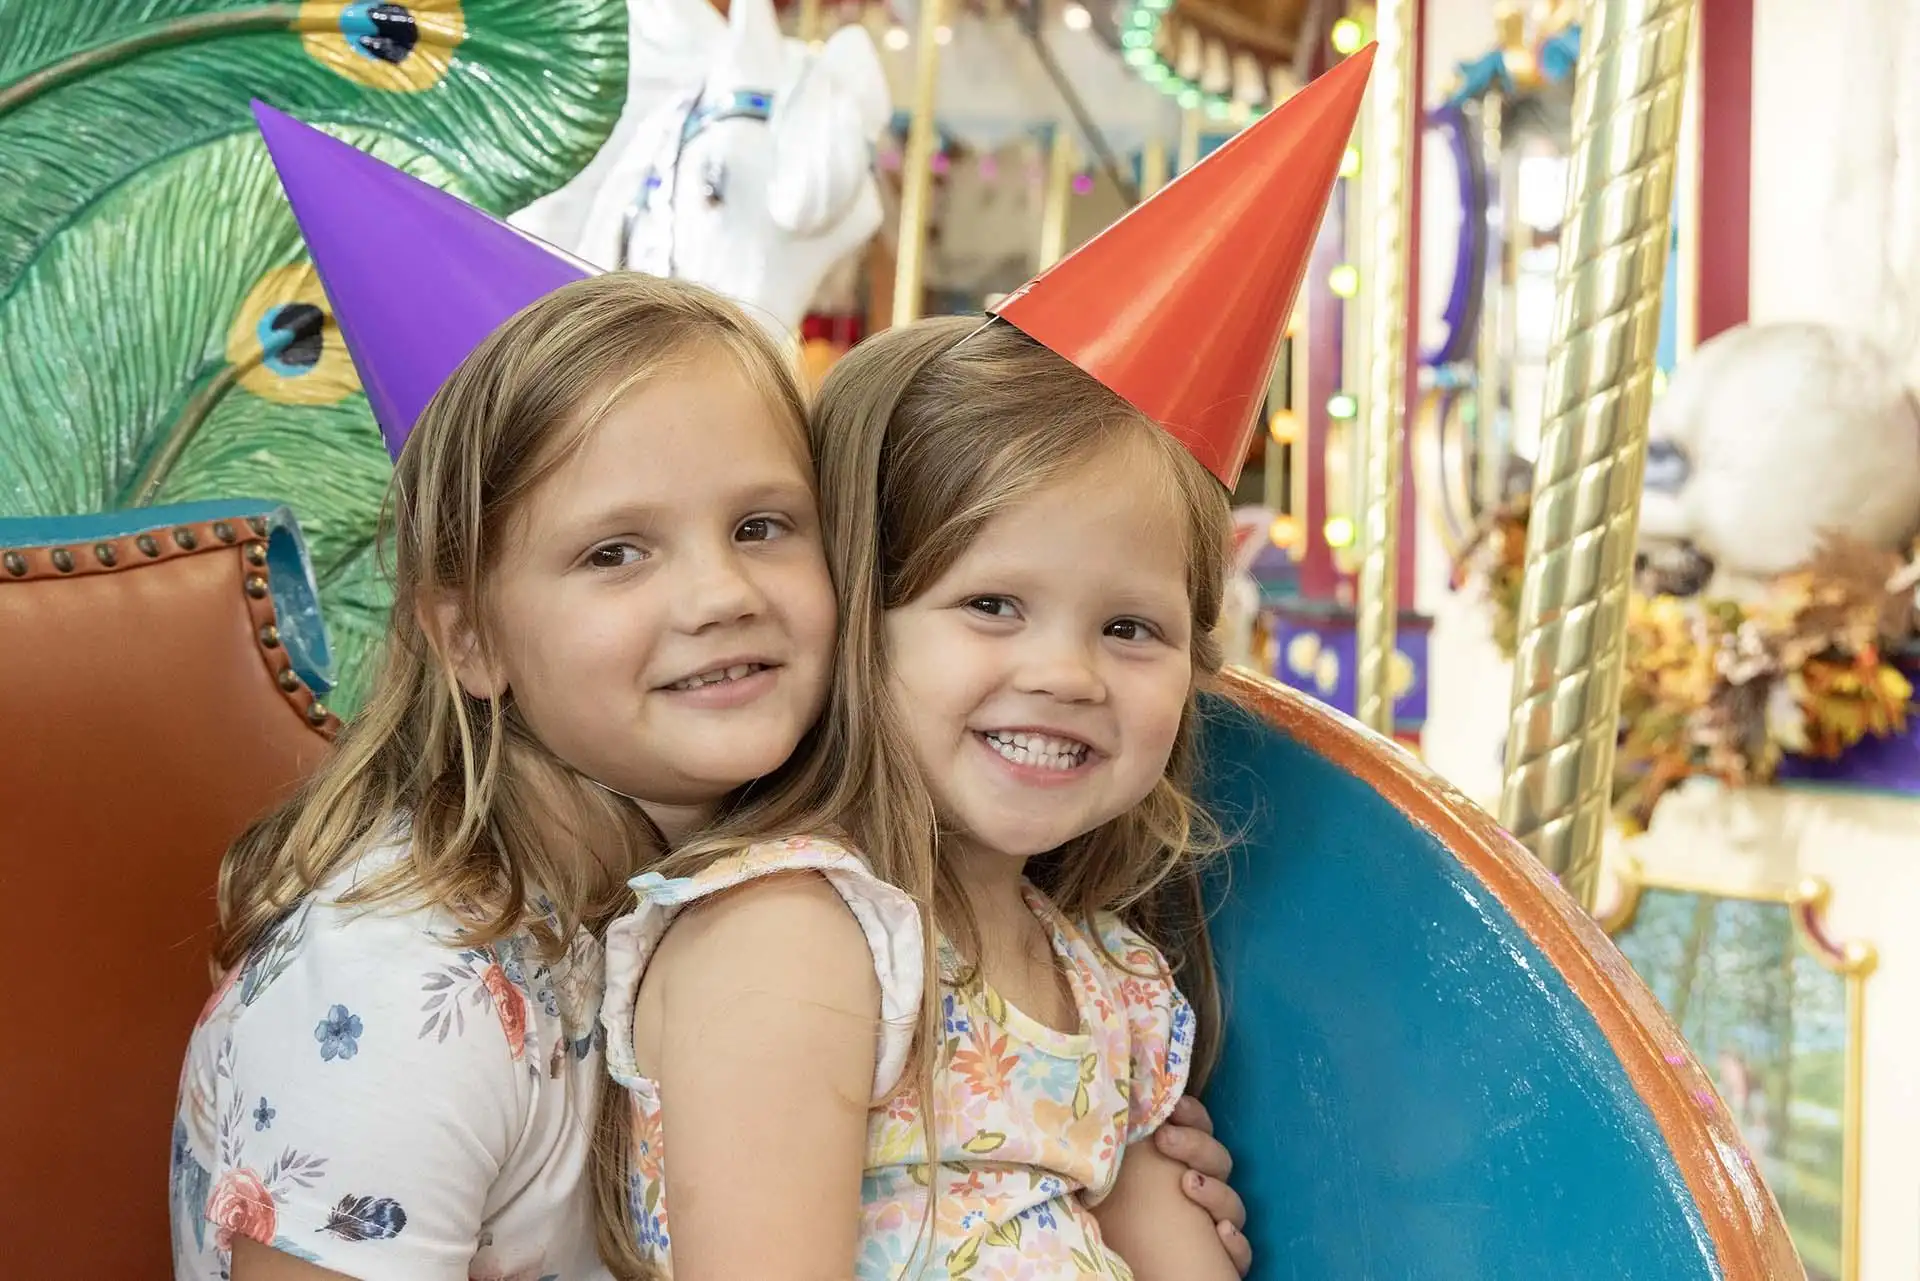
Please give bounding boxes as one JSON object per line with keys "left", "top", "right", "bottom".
{"left": 252, "top": 101, "right": 592, "bottom": 458}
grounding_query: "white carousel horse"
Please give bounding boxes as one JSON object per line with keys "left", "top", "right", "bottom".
{"left": 510, "top": 0, "right": 891, "bottom": 337}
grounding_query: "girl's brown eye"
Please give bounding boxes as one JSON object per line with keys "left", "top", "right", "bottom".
{"left": 737, "top": 516, "right": 790, "bottom": 543}
{"left": 965, "top": 596, "right": 1017, "bottom": 619}
{"left": 588, "top": 543, "right": 644, "bottom": 569}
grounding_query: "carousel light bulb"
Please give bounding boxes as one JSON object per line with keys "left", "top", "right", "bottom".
{"left": 1324, "top": 516, "right": 1356, "bottom": 548}
{"left": 1125, "top": 45, "right": 1156, "bottom": 66}
{"left": 1339, "top": 145, "right": 1361, "bottom": 178}
{"left": 934, "top": 23, "right": 953, "bottom": 44}
{"left": 1177, "top": 87, "right": 1201, "bottom": 108}
{"left": 1331, "top": 17, "right": 1364, "bottom": 54}
{"left": 1063, "top": 3, "right": 1092, "bottom": 30}
{"left": 1328, "top": 391, "right": 1357, "bottom": 419}
{"left": 883, "top": 25, "right": 909, "bottom": 50}
{"left": 1329, "top": 263, "right": 1359, "bottom": 297}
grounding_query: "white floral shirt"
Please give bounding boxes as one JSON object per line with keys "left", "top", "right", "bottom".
{"left": 170, "top": 835, "right": 610, "bottom": 1281}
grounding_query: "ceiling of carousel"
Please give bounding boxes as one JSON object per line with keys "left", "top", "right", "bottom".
{"left": 753, "top": 0, "right": 1333, "bottom": 124}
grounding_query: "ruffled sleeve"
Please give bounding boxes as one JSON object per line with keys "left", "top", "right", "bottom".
{"left": 1091, "top": 913, "right": 1197, "bottom": 1143}
{"left": 600, "top": 836, "right": 925, "bottom": 1103}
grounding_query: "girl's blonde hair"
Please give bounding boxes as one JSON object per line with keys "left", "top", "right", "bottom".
{"left": 220, "top": 273, "right": 805, "bottom": 967}
{"left": 594, "top": 314, "right": 1230, "bottom": 1276}
{"left": 215, "top": 274, "right": 809, "bottom": 1272}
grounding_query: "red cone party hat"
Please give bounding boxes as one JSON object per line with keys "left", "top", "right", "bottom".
{"left": 992, "top": 45, "right": 1376, "bottom": 488}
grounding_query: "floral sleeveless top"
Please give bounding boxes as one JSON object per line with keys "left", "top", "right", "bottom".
{"left": 601, "top": 837, "right": 1195, "bottom": 1279}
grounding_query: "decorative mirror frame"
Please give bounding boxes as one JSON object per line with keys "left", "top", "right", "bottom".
{"left": 1598, "top": 861, "right": 1876, "bottom": 1281}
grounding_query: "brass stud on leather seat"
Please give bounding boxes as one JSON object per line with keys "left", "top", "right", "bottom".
{"left": 245, "top": 543, "right": 268, "bottom": 567}
{"left": 260, "top": 624, "right": 281, "bottom": 648}
{"left": 94, "top": 543, "right": 116, "bottom": 567}
{"left": 172, "top": 527, "right": 197, "bottom": 551}
{"left": 213, "top": 521, "right": 237, "bottom": 544}
{"left": 3, "top": 552, "right": 25, "bottom": 577}
{"left": 247, "top": 515, "right": 268, "bottom": 537}
{"left": 50, "top": 548, "right": 74, "bottom": 573}
{"left": 136, "top": 534, "right": 160, "bottom": 558}
{"left": 244, "top": 575, "right": 269, "bottom": 599}
{"left": 279, "top": 669, "right": 302, "bottom": 691}
{"left": 306, "top": 701, "right": 330, "bottom": 725}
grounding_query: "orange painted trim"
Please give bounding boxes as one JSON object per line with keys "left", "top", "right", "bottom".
{"left": 1216, "top": 668, "right": 1802, "bottom": 1278}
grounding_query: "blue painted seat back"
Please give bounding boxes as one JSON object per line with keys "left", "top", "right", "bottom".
{"left": 1193, "top": 671, "right": 1802, "bottom": 1280}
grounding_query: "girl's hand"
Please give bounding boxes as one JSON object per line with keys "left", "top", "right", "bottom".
{"left": 1154, "top": 1095, "right": 1252, "bottom": 1276}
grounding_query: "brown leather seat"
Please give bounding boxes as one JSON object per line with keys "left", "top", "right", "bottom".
{"left": 0, "top": 504, "right": 338, "bottom": 1278}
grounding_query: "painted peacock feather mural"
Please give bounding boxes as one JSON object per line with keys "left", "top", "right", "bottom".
{"left": 0, "top": 0, "right": 629, "bottom": 716}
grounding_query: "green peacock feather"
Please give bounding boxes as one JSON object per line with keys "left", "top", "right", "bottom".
{"left": 0, "top": 0, "right": 628, "bottom": 717}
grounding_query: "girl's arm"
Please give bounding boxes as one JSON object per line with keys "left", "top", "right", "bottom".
{"left": 230, "top": 1240, "right": 353, "bottom": 1279}
{"left": 1091, "top": 1138, "right": 1244, "bottom": 1281}
{"left": 647, "top": 872, "right": 880, "bottom": 1280}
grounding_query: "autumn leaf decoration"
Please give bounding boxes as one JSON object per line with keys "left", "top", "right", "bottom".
{"left": 1459, "top": 501, "right": 1919, "bottom": 831}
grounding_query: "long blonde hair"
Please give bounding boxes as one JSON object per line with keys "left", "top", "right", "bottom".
{"left": 216, "top": 270, "right": 808, "bottom": 971}
{"left": 592, "top": 315, "right": 1231, "bottom": 1275}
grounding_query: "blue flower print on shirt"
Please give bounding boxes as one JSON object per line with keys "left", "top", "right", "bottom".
{"left": 1027, "top": 1053, "right": 1082, "bottom": 1097}
{"left": 315, "top": 1005, "right": 364, "bottom": 1061}
{"left": 252, "top": 1097, "right": 276, "bottom": 1131}
{"left": 1167, "top": 999, "right": 1195, "bottom": 1070}
{"left": 628, "top": 1170, "right": 670, "bottom": 1255}
{"left": 856, "top": 1229, "right": 925, "bottom": 1281}
{"left": 942, "top": 991, "right": 971, "bottom": 1037}
{"left": 1019, "top": 1197, "right": 1060, "bottom": 1231}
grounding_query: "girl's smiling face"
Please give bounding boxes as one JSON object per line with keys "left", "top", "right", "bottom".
{"left": 881, "top": 435, "right": 1195, "bottom": 869}
{"left": 454, "top": 346, "right": 837, "bottom": 839}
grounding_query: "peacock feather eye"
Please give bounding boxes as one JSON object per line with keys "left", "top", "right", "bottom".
{"left": 299, "top": 0, "right": 467, "bottom": 93}
{"left": 258, "top": 304, "right": 327, "bottom": 377}
{"left": 226, "top": 265, "right": 359, "bottom": 406}
{"left": 342, "top": 3, "right": 421, "bottom": 65}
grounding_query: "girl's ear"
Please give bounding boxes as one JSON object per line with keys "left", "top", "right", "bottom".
{"left": 416, "top": 591, "right": 508, "bottom": 700}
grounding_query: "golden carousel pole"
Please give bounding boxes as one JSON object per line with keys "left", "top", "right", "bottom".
{"left": 1037, "top": 128, "right": 1077, "bottom": 269}
{"left": 1353, "top": 4, "right": 1419, "bottom": 736}
{"left": 892, "top": 0, "right": 947, "bottom": 326}
{"left": 1474, "top": 90, "right": 1505, "bottom": 512}
{"left": 1140, "top": 138, "right": 1170, "bottom": 198}
{"left": 1498, "top": 0, "right": 1696, "bottom": 910}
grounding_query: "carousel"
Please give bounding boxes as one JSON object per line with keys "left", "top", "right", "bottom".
{"left": 3, "top": 0, "right": 1911, "bottom": 1276}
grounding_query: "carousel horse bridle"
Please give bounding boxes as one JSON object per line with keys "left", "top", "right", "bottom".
{"left": 622, "top": 51, "right": 875, "bottom": 275}
{"left": 623, "top": 85, "right": 775, "bottom": 274}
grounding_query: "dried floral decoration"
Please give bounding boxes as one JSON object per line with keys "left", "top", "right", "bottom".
{"left": 1459, "top": 496, "right": 1918, "bottom": 831}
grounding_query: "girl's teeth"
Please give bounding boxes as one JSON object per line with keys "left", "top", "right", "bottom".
{"left": 671, "top": 663, "right": 763, "bottom": 691}
{"left": 983, "top": 732, "right": 1089, "bottom": 770}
